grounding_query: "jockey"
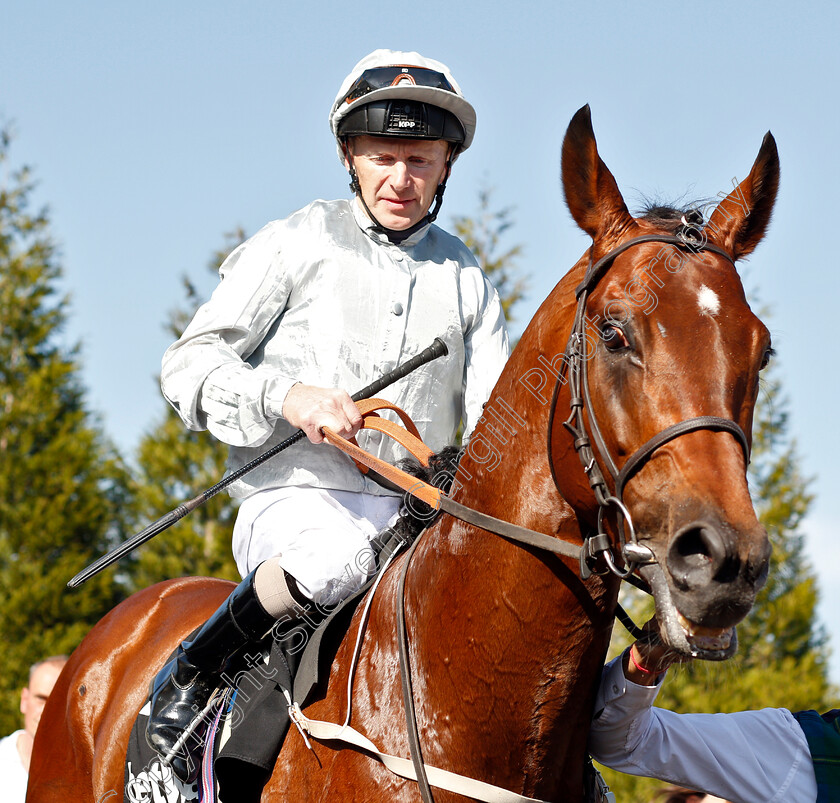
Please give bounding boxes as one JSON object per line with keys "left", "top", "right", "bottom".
{"left": 147, "top": 49, "right": 510, "bottom": 782}
{"left": 588, "top": 621, "right": 836, "bottom": 803}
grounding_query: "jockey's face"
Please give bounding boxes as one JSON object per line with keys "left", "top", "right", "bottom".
{"left": 346, "top": 136, "right": 451, "bottom": 230}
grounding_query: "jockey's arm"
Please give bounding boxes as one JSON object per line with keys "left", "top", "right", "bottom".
{"left": 160, "top": 224, "right": 299, "bottom": 449}
{"left": 459, "top": 269, "right": 509, "bottom": 440}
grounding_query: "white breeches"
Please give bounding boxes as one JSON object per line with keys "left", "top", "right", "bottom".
{"left": 232, "top": 486, "right": 401, "bottom": 607}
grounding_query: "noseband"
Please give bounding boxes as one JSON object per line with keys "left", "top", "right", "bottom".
{"left": 549, "top": 228, "right": 751, "bottom": 581}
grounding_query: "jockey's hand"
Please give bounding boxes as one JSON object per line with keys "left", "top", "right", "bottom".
{"left": 282, "top": 383, "right": 363, "bottom": 445}
{"left": 624, "top": 616, "right": 693, "bottom": 686}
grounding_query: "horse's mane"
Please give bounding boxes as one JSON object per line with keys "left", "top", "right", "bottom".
{"left": 384, "top": 445, "right": 462, "bottom": 543}
{"left": 634, "top": 196, "right": 712, "bottom": 231}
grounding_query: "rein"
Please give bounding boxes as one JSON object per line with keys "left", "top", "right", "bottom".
{"left": 316, "top": 402, "right": 625, "bottom": 803}
{"left": 321, "top": 409, "right": 591, "bottom": 565}
{"left": 314, "top": 406, "right": 617, "bottom": 803}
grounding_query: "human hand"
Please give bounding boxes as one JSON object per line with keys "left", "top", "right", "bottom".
{"left": 282, "top": 383, "right": 363, "bottom": 445}
{"left": 624, "top": 617, "right": 693, "bottom": 686}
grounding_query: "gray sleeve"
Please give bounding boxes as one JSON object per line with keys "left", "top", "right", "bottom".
{"left": 460, "top": 270, "right": 510, "bottom": 440}
{"left": 589, "top": 653, "right": 817, "bottom": 803}
{"left": 160, "top": 223, "right": 297, "bottom": 447}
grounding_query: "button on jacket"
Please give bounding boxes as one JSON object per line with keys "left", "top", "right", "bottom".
{"left": 161, "top": 198, "right": 510, "bottom": 499}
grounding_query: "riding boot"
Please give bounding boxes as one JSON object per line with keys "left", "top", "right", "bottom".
{"left": 145, "top": 569, "right": 276, "bottom": 783}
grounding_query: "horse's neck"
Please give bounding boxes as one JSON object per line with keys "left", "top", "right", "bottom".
{"left": 453, "top": 266, "right": 583, "bottom": 534}
{"left": 406, "top": 503, "right": 617, "bottom": 798}
{"left": 400, "top": 280, "right": 620, "bottom": 796}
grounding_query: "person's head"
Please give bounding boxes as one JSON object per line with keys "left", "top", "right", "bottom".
{"left": 329, "top": 49, "right": 476, "bottom": 238}
{"left": 20, "top": 656, "right": 67, "bottom": 738}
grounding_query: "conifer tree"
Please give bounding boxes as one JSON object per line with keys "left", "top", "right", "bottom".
{"left": 0, "top": 129, "right": 131, "bottom": 731}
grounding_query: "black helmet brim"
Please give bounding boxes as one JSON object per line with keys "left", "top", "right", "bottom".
{"left": 336, "top": 100, "right": 465, "bottom": 145}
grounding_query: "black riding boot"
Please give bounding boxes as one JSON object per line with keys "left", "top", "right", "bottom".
{"left": 145, "top": 569, "right": 276, "bottom": 783}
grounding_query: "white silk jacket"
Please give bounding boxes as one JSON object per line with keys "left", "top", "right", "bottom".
{"left": 161, "top": 198, "right": 510, "bottom": 499}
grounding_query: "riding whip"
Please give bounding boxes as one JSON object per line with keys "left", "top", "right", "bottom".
{"left": 68, "top": 338, "right": 449, "bottom": 588}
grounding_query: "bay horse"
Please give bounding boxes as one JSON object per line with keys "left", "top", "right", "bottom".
{"left": 29, "top": 106, "right": 779, "bottom": 803}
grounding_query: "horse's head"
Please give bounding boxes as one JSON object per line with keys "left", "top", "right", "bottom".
{"left": 555, "top": 105, "right": 779, "bottom": 659}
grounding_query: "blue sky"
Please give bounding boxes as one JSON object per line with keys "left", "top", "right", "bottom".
{"left": 3, "top": 1, "right": 839, "bottom": 686}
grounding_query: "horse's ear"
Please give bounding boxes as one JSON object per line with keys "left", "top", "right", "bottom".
{"left": 707, "top": 132, "right": 780, "bottom": 260}
{"left": 561, "top": 105, "right": 634, "bottom": 242}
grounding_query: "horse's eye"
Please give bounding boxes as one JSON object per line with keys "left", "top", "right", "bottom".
{"left": 760, "top": 346, "right": 775, "bottom": 371}
{"left": 601, "top": 323, "right": 630, "bottom": 351}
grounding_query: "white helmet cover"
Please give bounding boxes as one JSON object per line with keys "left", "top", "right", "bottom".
{"left": 330, "top": 49, "right": 477, "bottom": 163}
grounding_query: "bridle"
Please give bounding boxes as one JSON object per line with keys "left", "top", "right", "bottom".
{"left": 320, "top": 225, "right": 754, "bottom": 586}
{"left": 548, "top": 226, "right": 751, "bottom": 581}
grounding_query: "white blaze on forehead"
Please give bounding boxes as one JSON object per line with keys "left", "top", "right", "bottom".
{"left": 697, "top": 284, "right": 721, "bottom": 316}
{"left": 657, "top": 322, "right": 667, "bottom": 338}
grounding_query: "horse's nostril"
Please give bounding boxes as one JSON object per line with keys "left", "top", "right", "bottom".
{"left": 673, "top": 527, "right": 712, "bottom": 565}
{"left": 745, "top": 539, "right": 772, "bottom": 588}
{"left": 668, "top": 522, "right": 737, "bottom": 590}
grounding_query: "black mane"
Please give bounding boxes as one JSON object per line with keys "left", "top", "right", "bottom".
{"left": 635, "top": 196, "right": 713, "bottom": 232}
{"left": 372, "top": 446, "right": 462, "bottom": 550}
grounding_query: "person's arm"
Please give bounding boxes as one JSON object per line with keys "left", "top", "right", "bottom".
{"left": 459, "top": 270, "right": 510, "bottom": 439}
{"left": 589, "top": 635, "right": 817, "bottom": 803}
{"left": 160, "top": 223, "right": 300, "bottom": 448}
{"left": 160, "top": 218, "right": 363, "bottom": 450}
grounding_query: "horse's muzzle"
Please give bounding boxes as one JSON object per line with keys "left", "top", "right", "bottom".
{"left": 664, "top": 517, "right": 771, "bottom": 630}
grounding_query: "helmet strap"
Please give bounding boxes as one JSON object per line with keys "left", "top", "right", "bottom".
{"left": 342, "top": 140, "right": 455, "bottom": 245}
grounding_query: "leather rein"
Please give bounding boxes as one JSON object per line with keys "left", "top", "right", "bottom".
{"left": 324, "top": 230, "right": 751, "bottom": 586}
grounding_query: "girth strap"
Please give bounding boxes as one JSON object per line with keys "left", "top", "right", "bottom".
{"left": 398, "top": 522, "right": 436, "bottom": 802}
{"left": 288, "top": 704, "right": 552, "bottom": 803}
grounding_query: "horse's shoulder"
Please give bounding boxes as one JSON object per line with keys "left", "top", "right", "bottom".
{"left": 70, "top": 577, "right": 236, "bottom": 666}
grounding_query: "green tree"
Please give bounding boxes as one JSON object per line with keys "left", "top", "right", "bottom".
{"left": 0, "top": 129, "right": 131, "bottom": 732}
{"left": 127, "top": 231, "right": 245, "bottom": 588}
{"left": 599, "top": 363, "right": 829, "bottom": 801}
{"left": 452, "top": 186, "right": 526, "bottom": 322}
